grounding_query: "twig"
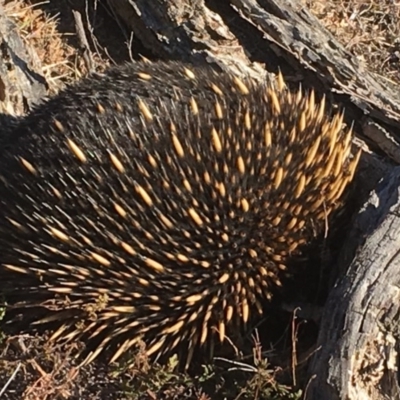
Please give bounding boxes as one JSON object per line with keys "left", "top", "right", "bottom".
{"left": 0, "top": 362, "right": 22, "bottom": 397}
{"left": 72, "top": 10, "right": 94, "bottom": 73}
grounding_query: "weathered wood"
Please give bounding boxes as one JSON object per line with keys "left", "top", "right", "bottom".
{"left": 0, "top": 4, "right": 47, "bottom": 118}
{"left": 307, "top": 166, "right": 400, "bottom": 400}
{"left": 105, "top": 0, "right": 267, "bottom": 79}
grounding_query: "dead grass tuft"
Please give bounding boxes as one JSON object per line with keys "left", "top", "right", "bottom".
{"left": 4, "top": 0, "right": 84, "bottom": 94}
{"left": 303, "top": 0, "right": 400, "bottom": 85}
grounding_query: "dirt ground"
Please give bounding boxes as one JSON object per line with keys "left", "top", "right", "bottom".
{"left": 0, "top": 0, "right": 399, "bottom": 399}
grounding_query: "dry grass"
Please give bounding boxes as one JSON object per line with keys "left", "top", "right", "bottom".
{"left": 304, "top": 0, "right": 400, "bottom": 84}
{"left": 3, "top": 0, "right": 83, "bottom": 94}
{"left": 3, "top": 0, "right": 115, "bottom": 95}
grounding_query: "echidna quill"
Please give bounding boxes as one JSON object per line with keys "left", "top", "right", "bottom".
{"left": 0, "top": 60, "right": 360, "bottom": 367}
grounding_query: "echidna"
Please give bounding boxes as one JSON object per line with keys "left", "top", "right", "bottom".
{"left": 0, "top": 60, "right": 360, "bottom": 367}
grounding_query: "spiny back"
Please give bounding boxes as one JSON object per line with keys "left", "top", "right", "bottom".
{"left": 0, "top": 60, "right": 359, "bottom": 366}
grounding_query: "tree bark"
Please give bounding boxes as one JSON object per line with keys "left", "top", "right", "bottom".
{"left": 307, "top": 166, "right": 400, "bottom": 400}
{"left": 0, "top": 4, "right": 47, "bottom": 118}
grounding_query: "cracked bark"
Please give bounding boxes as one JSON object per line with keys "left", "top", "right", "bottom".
{"left": 0, "top": 4, "right": 47, "bottom": 118}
